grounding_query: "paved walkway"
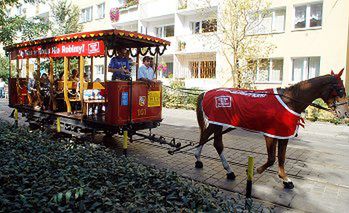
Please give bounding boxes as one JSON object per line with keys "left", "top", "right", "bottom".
{"left": 1, "top": 100, "right": 349, "bottom": 212}
{"left": 158, "top": 108, "right": 349, "bottom": 212}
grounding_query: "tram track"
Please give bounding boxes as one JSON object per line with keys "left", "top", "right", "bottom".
{"left": 138, "top": 130, "right": 307, "bottom": 163}
{"left": 134, "top": 131, "right": 303, "bottom": 178}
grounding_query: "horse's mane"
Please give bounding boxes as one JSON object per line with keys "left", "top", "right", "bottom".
{"left": 284, "top": 75, "right": 333, "bottom": 95}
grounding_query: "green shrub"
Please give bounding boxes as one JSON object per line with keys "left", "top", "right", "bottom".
{"left": 162, "top": 80, "right": 201, "bottom": 110}
{"left": 305, "top": 98, "right": 349, "bottom": 124}
{"left": 0, "top": 121, "right": 267, "bottom": 212}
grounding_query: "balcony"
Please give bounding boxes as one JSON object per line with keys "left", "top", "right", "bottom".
{"left": 118, "top": 6, "right": 139, "bottom": 24}
{"left": 175, "top": 33, "right": 218, "bottom": 54}
{"left": 139, "top": 0, "right": 176, "bottom": 21}
{"left": 177, "top": 0, "right": 219, "bottom": 15}
{"left": 119, "top": 0, "right": 139, "bottom": 10}
{"left": 110, "top": 0, "right": 139, "bottom": 26}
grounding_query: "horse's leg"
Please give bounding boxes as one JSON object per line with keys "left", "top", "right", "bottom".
{"left": 278, "top": 139, "right": 294, "bottom": 189}
{"left": 257, "top": 136, "right": 277, "bottom": 174}
{"left": 194, "top": 124, "right": 216, "bottom": 168}
{"left": 213, "top": 125, "right": 235, "bottom": 180}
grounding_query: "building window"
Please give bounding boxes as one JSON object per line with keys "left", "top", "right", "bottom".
{"left": 16, "top": 4, "right": 23, "bottom": 16}
{"left": 189, "top": 61, "right": 216, "bottom": 78}
{"left": 96, "top": 3, "right": 105, "bottom": 19}
{"left": 191, "top": 19, "right": 217, "bottom": 34}
{"left": 95, "top": 65, "right": 104, "bottom": 75}
{"left": 292, "top": 57, "right": 320, "bottom": 82}
{"left": 80, "top": 7, "right": 93, "bottom": 23}
{"left": 251, "top": 9, "right": 286, "bottom": 34}
{"left": 155, "top": 25, "right": 174, "bottom": 38}
{"left": 256, "top": 58, "right": 283, "bottom": 82}
{"left": 165, "top": 62, "right": 173, "bottom": 78}
{"left": 294, "top": 3, "right": 322, "bottom": 29}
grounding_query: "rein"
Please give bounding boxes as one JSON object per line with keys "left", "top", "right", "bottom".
{"left": 277, "top": 89, "right": 348, "bottom": 112}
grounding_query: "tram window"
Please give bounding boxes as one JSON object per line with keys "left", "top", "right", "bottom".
{"left": 95, "top": 65, "right": 104, "bottom": 75}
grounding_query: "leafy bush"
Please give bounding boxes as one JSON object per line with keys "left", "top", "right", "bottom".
{"left": 162, "top": 80, "right": 201, "bottom": 110}
{"left": 0, "top": 121, "right": 265, "bottom": 212}
{"left": 304, "top": 98, "right": 349, "bottom": 125}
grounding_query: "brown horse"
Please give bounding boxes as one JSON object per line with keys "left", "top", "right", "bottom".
{"left": 195, "top": 70, "right": 349, "bottom": 189}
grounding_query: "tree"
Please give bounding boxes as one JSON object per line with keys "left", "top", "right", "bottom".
{"left": 0, "top": 0, "right": 50, "bottom": 46}
{"left": 220, "top": 0, "right": 275, "bottom": 88}
{"left": 201, "top": 0, "right": 274, "bottom": 88}
{"left": 47, "top": 0, "right": 83, "bottom": 76}
{"left": 0, "top": 54, "right": 11, "bottom": 82}
{"left": 50, "top": 0, "right": 82, "bottom": 36}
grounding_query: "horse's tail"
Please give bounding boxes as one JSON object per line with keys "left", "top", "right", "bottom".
{"left": 196, "top": 92, "right": 207, "bottom": 133}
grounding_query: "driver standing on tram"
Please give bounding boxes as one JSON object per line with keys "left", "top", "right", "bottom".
{"left": 108, "top": 48, "right": 131, "bottom": 80}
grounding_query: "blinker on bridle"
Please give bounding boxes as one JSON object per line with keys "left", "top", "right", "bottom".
{"left": 328, "top": 75, "right": 348, "bottom": 109}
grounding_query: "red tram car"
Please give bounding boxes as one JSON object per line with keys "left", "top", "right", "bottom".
{"left": 3, "top": 29, "right": 172, "bottom": 151}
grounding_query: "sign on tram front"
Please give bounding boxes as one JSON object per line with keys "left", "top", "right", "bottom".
{"left": 10, "top": 40, "right": 105, "bottom": 59}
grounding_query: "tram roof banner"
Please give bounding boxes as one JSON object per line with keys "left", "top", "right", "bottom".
{"left": 10, "top": 40, "right": 105, "bottom": 59}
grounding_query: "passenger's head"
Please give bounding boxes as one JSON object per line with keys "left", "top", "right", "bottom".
{"left": 117, "top": 48, "right": 128, "bottom": 57}
{"left": 41, "top": 73, "right": 48, "bottom": 79}
{"left": 72, "top": 69, "right": 78, "bottom": 77}
{"left": 143, "top": 56, "right": 152, "bottom": 67}
{"left": 0, "top": 78, "right": 3, "bottom": 82}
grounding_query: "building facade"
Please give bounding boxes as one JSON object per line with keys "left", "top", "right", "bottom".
{"left": 74, "top": 0, "right": 349, "bottom": 92}
{"left": 5, "top": 0, "right": 349, "bottom": 92}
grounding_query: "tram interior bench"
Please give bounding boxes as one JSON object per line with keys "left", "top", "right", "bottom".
{"left": 83, "top": 82, "right": 106, "bottom": 116}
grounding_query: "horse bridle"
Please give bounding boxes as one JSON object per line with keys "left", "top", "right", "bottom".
{"left": 326, "top": 76, "right": 348, "bottom": 110}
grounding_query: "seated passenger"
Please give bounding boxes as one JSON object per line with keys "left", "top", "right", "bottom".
{"left": 69, "top": 69, "right": 79, "bottom": 82}
{"left": 138, "top": 56, "right": 157, "bottom": 83}
{"left": 108, "top": 48, "right": 131, "bottom": 81}
{"left": 40, "top": 73, "right": 50, "bottom": 110}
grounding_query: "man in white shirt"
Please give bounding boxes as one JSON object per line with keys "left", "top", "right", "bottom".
{"left": 138, "top": 56, "right": 156, "bottom": 83}
{"left": 0, "top": 78, "right": 6, "bottom": 98}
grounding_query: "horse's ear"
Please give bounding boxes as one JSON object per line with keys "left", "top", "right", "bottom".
{"left": 337, "top": 68, "right": 344, "bottom": 77}
{"left": 331, "top": 70, "right": 334, "bottom": 75}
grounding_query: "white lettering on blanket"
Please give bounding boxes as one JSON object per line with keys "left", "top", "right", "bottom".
{"left": 215, "top": 96, "right": 232, "bottom": 108}
{"left": 217, "top": 89, "right": 267, "bottom": 98}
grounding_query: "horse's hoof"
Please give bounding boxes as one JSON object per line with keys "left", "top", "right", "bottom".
{"left": 256, "top": 167, "right": 263, "bottom": 174}
{"left": 283, "top": 181, "right": 294, "bottom": 189}
{"left": 226, "top": 172, "right": 236, "bottom": 180}
{"left": 195, "top": 161, "right": 203, "bottom": 168}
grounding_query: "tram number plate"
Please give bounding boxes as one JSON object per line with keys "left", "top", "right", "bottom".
{"left": 148, "top": 91, "right": 160, "bottom": 107}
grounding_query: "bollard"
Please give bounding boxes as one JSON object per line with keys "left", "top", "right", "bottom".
{"left": 246, "top": 156, "right": 254, "bottom": 198}
{"left": 14, "top": 108, "right": 18, "bottom": 127}
{"left": 123, "top": 131, "right": 128, "bottom": 156}
{"left": 56, "top": 117, "right": 61, "bottom": 133}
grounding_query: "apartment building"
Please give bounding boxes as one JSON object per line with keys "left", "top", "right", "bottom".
{"left": 73, "top": 0, "right": 349, "bottom": 92}
{"left": 4, "top": 0, "right": 349, "bottom": 92}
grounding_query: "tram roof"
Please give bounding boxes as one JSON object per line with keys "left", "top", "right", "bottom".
{"left": 4, "top": 29, "right": 171, "bottom": 52}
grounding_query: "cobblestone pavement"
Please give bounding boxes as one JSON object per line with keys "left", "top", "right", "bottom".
{"left": 1, "top": 100, "right": 349, "bottom": 212}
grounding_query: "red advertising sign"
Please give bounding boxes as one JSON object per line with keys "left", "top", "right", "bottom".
{"left": 11, "top": 40, "right": 105, "bottom": 59}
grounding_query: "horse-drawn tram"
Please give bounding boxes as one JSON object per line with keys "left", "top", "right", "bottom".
{"left": 3, "top": 29, "right": 179, "bottom": 152}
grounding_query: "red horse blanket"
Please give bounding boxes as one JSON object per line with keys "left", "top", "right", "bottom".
{"left": 202, "top": 88, "right": 302, "bottom": 139}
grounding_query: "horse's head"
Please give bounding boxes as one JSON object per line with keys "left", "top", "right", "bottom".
{"left": 323, "top": 69, "right": 348, "bottom": 118}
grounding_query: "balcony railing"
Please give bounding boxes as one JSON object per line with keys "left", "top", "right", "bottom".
{"left": 176, "top": 33, "right": 218, "bottom": 53}
{"left": 177, "top": 0, "right": 218, "bottom": 11}
{"left": 119, "top": 0, "right": 139, "bottom": 10}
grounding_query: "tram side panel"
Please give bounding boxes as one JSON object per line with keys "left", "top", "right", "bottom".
{"left": 105, "top": 81, "right": 162, "bottom": 126}
{"left": 8, "top": 78, "right": 28, "bottom": 107}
